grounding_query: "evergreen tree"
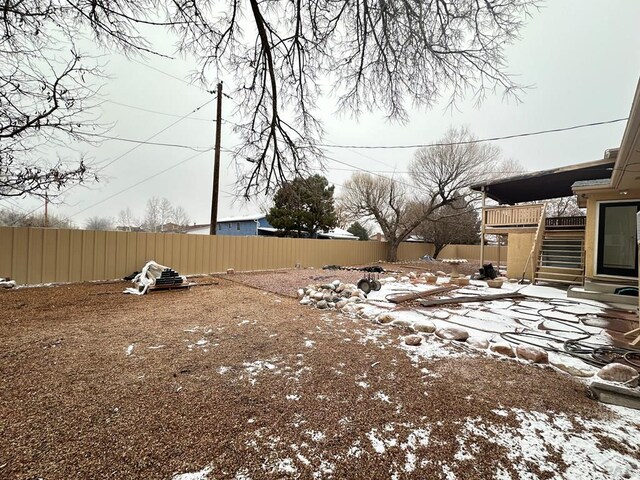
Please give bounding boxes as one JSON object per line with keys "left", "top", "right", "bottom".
{"left": 267, "top": 175, "right": 337, "bottom": 237}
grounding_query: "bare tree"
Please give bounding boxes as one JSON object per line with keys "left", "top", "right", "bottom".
{"left": 117, "top": 208, "right": 139, "bottom": 231}
{"left": 410, "top": 127, "right": 501, "bottom": 202}
{"left": 158, "top": 198, "right": 174, "bottom": 231}
{"left": 339, "top": 173, "right": 428, "bottom": 261}
{"left": 415, "top": 200, "right": 480, "bottom": 258}
{"left": 0, "top": 208, "right": 74, "bottom": 228}
{"left": 172, "top": 206, "right": 191, "bottom": 231}
{"left": 142, "top": 197, "right": 162, "bottom": 232}
{"left": 341, "top": 127, "right": 503, "bottom": 260}
{"left": 2, "top": 1, "right": 537, "bottom": 198}
{"left": 85, "top": 216, "right": 114, "bottom": 231}
{"left": 546, "top": 197, "right": 584, "bottom": 217}
{"left": 1, "top": 3, "right": 105, "bottom": 199}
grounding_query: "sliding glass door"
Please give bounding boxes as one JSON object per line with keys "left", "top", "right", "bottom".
{"left": 597, "top": 202, "right": 640, "bottom": 277}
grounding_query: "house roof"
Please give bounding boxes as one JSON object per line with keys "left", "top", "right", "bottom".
{"left": 470, "top": 158, "right": 615, "bottom": 204}
{"left": 217, "top": 214, "right": 266, "bottom": 223}
{"left": 317, "top": 228, "right": 358, "bottom": 240}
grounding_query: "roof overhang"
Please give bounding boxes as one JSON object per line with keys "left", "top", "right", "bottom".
{"left": 611, "top": 78, "right": 640, "bottom": 191}
{"left": 470, "top": 158, "right": 615, "bottom": 204}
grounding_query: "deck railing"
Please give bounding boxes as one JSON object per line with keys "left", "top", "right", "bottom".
{"left": 545, "top": 216, "right": 586, "bottom": 229}
{"left": 483, "top": 204, "right": 545, "bottom": 228}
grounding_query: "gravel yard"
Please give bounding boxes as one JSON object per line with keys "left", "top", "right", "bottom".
{"left": 1, "top": 274, "right": 638, "bottom": 479}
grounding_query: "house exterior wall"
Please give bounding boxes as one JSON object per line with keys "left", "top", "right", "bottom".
{"left": 216, "top": 217, "right": 272, "bottom": 236}
{"left": 506, "top": 232, "right": 535, "bottom": 280}
{"left": 579, "top": 188, "right": 640, "bottom": 278}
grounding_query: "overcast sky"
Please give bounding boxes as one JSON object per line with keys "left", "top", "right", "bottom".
{"left": 5, "top": 0, "right": 640, "bottom": 228}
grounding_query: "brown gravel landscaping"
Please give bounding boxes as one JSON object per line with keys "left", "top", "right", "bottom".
{"left": 1, "top": 276, "right": 638, "bottom": 479}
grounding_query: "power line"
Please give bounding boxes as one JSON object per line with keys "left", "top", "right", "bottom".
{"left": 69, "top": 150, "right": 210, "bottom": 218}
{"left": 9, "top": 97, "right": 215, "bottom": 226}
{"left": 316, "top": 117, "right": 629, "bottom": 150}
{"left": 82, "top": 133, "right": 212, "bottom": 152}
{"left": 103, "top": 99, "right": 215, "bottom": 122}
{"left": 94, "top": 97, "right": 215, "bottom": 174}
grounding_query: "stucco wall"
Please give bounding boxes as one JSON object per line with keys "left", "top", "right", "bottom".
{"left": 506, "top": 232, "right": 535, "bottom": 280}
{"left": 580, "top": 188, "right": 640, "bottom": 278}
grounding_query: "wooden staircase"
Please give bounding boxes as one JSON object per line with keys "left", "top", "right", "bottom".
{"left": 534, "top": 229, "right": 585, "bottom": 286}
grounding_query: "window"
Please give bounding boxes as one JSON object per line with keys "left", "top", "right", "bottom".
{"left": 237, "top": 222, "right": 241, "bottom": 230}
{"left": 228, "top": 223, "right": 231, "bottom": 229}
{"left": 217, "top": 224, "right": 221, "bottom": 231}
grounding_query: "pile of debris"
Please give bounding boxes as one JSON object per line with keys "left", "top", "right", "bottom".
{"left": 0, "top": 277, "right": 16, "bottom": 289}
{"left": 124, "top": 261, "right": 187, "bottom": 295}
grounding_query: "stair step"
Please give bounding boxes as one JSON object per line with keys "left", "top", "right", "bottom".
{"left": 539, "top": 248, "right": 584, "bottom": 254}
{"left": 537, "top": 267, "right": 584, "bottom": 274}
{"left": 534, "top": 278, "right": 583, "bottom": 286}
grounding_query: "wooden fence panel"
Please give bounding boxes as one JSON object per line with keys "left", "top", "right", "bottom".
{"left": 0, "top": 226, "right": 506, "bottom": 285}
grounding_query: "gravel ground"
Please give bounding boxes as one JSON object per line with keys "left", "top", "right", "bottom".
{"left": 226, "top": 261, "right": 485, "bottom": 298}
{"left": 0, "top": 279, "right": 637, "bottom": 479}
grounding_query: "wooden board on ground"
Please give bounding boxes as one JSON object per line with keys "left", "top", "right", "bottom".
{"left": 418, "top": 292, "right": 525, "bottom": 308}
{"left": 387, "top": 285, "right": 457, "bottom": 304}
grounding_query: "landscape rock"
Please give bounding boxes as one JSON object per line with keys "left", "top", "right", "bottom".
{"left": 414, "top": 320, "right": 436, "bottom": 333}
{"left": 226, "top": 268, "right": 235, "bottom": 274}
{"left": 392, "top": 319, "right": 412, "bottom": 328}
{"left": 299, "top": 297, "right": 312, "bottom": 305}
{"left": 516, "top": 344, "right": 548, "bottom": 364}
{"left": 313, "top": 292, "right": 324, "bottom": 301}
{"left": 297, "top": 288, "right": 305, "bottom": 299}
{"left": 335, "top": 299, "right": 348, "bottom": 309}
{"left": 467, "top": 337, "right": 489, "bottom": 349}
{"left": 435, "top": 326, "right": 469, "bottom": 341}
{"left": 490, "top": 342, "right": 515, "bottom": 357}
{"left": 404, "top": 335, "right": 423, "bottom": 346}
{"left": 351, "top": 290, "right": 361, "bottom": 298}
{"left": 597, "top": 363, "right": 639, "bottom": 386}
{"left": 335, "top": 283, "right": 345, "bottom": 293}
{"left": 376, "top": 313, "right": 396, "bottom": 324}
{"left": 550, "top": 358, "right": 595, "bottom": 377}
{"left": 321, "top": 283, "right": 335, "bottom": 291}
{"left": 408, "top": 272, "right": 417, "bottom": 279}
{"left": 399, "top": 276, "right": 410, "bottom": 283}
{"left": 316, "top": 300, "right": 328, "bottom": 309}
{"left": 433, "top": 310, "right": 450, "bottom": 320}
{"left": 436, "top": 271, "right": 447, "bottom": 277}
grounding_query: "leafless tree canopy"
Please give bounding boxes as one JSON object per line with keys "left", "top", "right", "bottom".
{"left": 1, "top": 2, "right": 104, "bottom": 198}
{"left": 410, "top": 126, "right": 501, "bottom": 204}
{"left": 340, "top": 127, "right": 504, "bottom": 260}
{"left": 2, "top": 1, "right": 537, "bottom": 198}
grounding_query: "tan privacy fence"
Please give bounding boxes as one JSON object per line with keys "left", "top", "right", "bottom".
{"left": 0, "top": 227, "right": 505, "bottom": 285}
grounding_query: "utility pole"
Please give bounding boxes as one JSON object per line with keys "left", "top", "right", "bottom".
{"left": 209, "top": 82, "right": 223, "bottom": 235}
{"left": 44, "top": 193, "right": 49, "bottom": 228}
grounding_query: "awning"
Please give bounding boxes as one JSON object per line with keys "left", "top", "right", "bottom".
{"left": 470, "top": 158, "right": 615, "bottom": 204}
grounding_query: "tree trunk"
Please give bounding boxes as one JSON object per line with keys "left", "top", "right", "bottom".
{"left": 387, "top": 241, "right": 399, "bottom": 262}
{"left": 433, "top": 243, "right": 447, "bottom": 259}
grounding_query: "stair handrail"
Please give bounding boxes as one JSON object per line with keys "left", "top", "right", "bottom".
{"left": 521, "top": 203, "right": 547, "bottom": 283}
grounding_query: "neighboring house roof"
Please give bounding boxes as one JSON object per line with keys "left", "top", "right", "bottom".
{"left": 258, "top": 226, "right": 358, "bottom": 240}
{"left": 317, "top": 228, "right": 358, "bottom": 240}
{"left": 217, "top": 214, "right": 266, "bottom": 223}
{"left": 470, "top": 157, "right": 615, "bottom": 204}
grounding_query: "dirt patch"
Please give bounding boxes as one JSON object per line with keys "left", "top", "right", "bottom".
{"left": 0, "top": 279, "right": 636, "bottom": 479}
